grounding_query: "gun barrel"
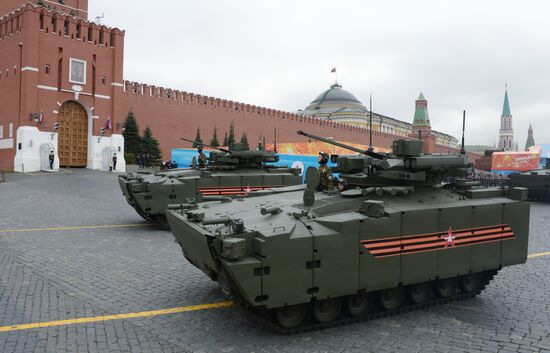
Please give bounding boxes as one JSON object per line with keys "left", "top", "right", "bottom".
{"left": 180, "top": 138, "right": 231, "bottom": 153}
{"left": 297, "top": 130, "right": 385, "bottom": 159}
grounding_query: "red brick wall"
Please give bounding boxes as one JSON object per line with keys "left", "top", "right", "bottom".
{"left": 0, "top": 10, "right": 24, "bottom": 170}
{"left": 119, "top": 86, "right": 401, "bottom": 160}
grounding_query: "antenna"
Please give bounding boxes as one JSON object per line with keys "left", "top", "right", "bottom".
{"left": 460, "top": 110, "right": 466, "bottom": 155}
{"left": 273, "top": 127, "right": 277, "bottom": 153}
{"left": 368, "top": 93, "right": 373, "bottom": 151}
{"left": 95, "top": 13, "right": 104, "bottom": 25}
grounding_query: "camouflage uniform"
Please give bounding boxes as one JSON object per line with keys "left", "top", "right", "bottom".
{"left": 198, "top": 151, "right": 207, "bottom": 168}
{"left": 318, "top": 164, "right": 334, "bottom": 192}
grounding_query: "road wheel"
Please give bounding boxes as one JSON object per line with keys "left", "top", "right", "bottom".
{"left": 437, "top": 277, "right": 457, "bottom": 298}
{"left": 378, "top": 287, "right": 403, "bottom": 310}
{"left": 312, "top": 298, "right": 342, "bottom": 323}
{"left": 273, "top": 304, "right": 307, "bottom": 328}
{"left": 460, "top": 273, "right": 482, "bottom": 293}
{"left": 346, "top": 292, "right": 373, "bottom": 317}
{"left": 409, "top": 282, "right": 431, "bottom": 304}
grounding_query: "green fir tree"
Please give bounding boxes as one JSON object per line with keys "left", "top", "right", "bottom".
{"left": 192, "top": 127, "right": 203, "bottom": 148}
{"left": 141, "top": 127, "right": 162, "bottom": 162}
{"left": 240, "top": 133, "right": 250, "bottom": 151}
{"left": 257, "top": 134, "right": 263, "bottom": 151}
{"left": 210, "top": 127, "right": 220, "bottom": 147}
{"left": 223, "top": 132, "right": 229, "bottom": 147}
{"left": 227, "top": 122, "right": 236, "bottom": 149}
{"left": 122, "top": 111, "right": 141, "bottom": 156}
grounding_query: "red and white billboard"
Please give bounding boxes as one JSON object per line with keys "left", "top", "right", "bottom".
{"left": 492, "top": 146, "right": 541, "bottom": 171}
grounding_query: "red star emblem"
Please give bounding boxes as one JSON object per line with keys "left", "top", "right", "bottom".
{"left": 443, "top": 227, "right": 456, "bottom": 248}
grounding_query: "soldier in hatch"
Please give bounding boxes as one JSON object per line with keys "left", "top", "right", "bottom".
{"left": 197, "top": 146, "right": 207, "bottom": 169}
{"left": 317, "top": 152, "right": 334, "bottom": 192}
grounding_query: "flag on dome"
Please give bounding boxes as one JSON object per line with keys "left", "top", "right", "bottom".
{"left": 330, "top": 67, "right": 336, "bottom": 73}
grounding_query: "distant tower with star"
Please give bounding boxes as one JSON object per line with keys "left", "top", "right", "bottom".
{"left": 524, "top": 124, "right": 535, "bottom": 151}
{"left": 498, "top": 87, "right": 515, "bottom": 151}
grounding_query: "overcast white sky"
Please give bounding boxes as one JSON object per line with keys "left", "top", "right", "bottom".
{"left": 90, "top": 0, "right": 550, "bottom": 147}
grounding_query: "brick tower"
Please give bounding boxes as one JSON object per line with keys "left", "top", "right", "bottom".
{"left": 498, "top": 87, "right": 515, "bottom": 151}
{"left": 0, "top": 1, "right": 126, "bottom": 172}
{"left": 409, "top": 92, "right": 436, "bottom": 154}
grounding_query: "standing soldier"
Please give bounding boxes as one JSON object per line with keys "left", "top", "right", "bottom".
{"left": 48, "top": 150, "right": 55, "bottom": 170}
{"left": 112, "top": 153, "right": 118, "bottom": 171}
{"left": 317, "top": 152, "right": 333, "bottom": 192}
{"left": 197, "top": 146, "right": 207, "bottom": 169}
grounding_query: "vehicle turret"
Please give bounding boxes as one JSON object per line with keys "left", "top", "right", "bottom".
{"left": 180, "top": 138, "right": 280, "bottom": 170}
{"left": 297, "top": 131, "right": 471, "bottom": 188}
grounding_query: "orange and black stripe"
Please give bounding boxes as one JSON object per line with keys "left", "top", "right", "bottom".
{"left": 361, "top": 224, "right": 515, "bottom": 258}
{"left": 198, "top": 185, "right": 283, "bottom": 196}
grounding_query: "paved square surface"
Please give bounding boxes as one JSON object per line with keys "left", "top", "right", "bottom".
{"left": 0, "top": 169, "right": 549, "bottom": 353}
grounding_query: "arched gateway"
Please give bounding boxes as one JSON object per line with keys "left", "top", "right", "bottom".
{"left": 58, "top": 101, "right": 88, "bottom": 167}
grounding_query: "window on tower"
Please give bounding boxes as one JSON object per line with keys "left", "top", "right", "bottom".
{"left": 52, "top": 15, "right": 57, "bottom": 33}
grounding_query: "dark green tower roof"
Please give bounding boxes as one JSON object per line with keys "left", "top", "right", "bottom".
{"left": 525, "top": 124, "right": 535, "bottom": 151}
{"left": 502, "top": 89, "right": 511, "bottom": 117}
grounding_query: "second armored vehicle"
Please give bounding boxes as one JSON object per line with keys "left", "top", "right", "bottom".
{"left": 167, "top": 131, "right": 530, "bottom": 331}
{"left": 119, "top": 141, "right": 302, "bottom": 229}
{"left": 510, "top": 160, "right": 550, "bottom": 201}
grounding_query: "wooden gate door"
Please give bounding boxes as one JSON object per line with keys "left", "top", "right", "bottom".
{"left": 58, "top": 101, "right": 88, "bottom": 167}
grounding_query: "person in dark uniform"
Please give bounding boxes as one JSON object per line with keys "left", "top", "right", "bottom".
{"left": 49, "top": 150, "right": 55, "bottom": 170}
{"left": 317, "top": 152, "right": 333, "bottom": 192}
{"left": 197, "top": 146, "right": 207, "bottom": 169}
{"left": 112, "top": 153, "right": 118, "bottom": 171}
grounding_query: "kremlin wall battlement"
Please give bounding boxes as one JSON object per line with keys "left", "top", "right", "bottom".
{"left": 121, "top": 79, "right": 428, "bottom": 156}
{"left": 120, "top": 79, "right": 466, "bottom": 160}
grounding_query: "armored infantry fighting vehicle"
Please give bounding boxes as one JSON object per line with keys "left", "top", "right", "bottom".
{"left": 166, "top": 131, "right": 530, "bottom": 331}
{"left": 118, "top": 139, "right": 302, "bottom": 229}
{"left": 510, "top": 160, "right": 550, "bottom": 201}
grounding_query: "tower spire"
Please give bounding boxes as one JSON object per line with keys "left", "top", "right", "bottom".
{"left": 498, "top": 85, "right": 514, "bottom": 150}
{"left": 525, "top": 124, "right": 535, "bottom": 151}
{"left": 502, "top": 86, "right": 511, "bottom": 117}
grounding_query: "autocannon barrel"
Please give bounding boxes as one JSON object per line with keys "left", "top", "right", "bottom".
{"left": 297, "top": 130, "right": 385, "bottom": 160}
{"left": 180, "top": 137, "right": 231, "bottom": 154}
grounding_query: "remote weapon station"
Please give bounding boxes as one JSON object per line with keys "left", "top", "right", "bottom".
{"left": 118, "top": 138, "right": 302, "bottom": 229}
{"left": 166, "top": 117, "right": 530, "bottom": 331}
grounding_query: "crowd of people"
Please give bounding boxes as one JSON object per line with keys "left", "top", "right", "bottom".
{"left": 444, "top": 170, "right": 511, "bottom": 188}
{"left": 468, "top": 170, "right": 511, "bottom": 188}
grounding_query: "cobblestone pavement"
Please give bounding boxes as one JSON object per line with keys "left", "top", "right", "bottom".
{"left": 0, "top": 169, "right": 549, "bottom": 353}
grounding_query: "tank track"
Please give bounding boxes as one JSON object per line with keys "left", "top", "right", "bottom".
{"left": 241, "top": 270, "right": 499, "bottom": 334}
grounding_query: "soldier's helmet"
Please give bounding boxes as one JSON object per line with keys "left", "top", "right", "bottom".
{"left": 318, "top": 152, "right": 329, "bottom": 165}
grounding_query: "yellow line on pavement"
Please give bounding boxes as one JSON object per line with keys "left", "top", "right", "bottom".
{"left": 0, "top": 301, "right": 234, "bottom": 333}
{"left": 528, "top": 251, "right": 550, "bottom": 259}
{"left": 0, "top": 223, "right": 150, "bottom": 233}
